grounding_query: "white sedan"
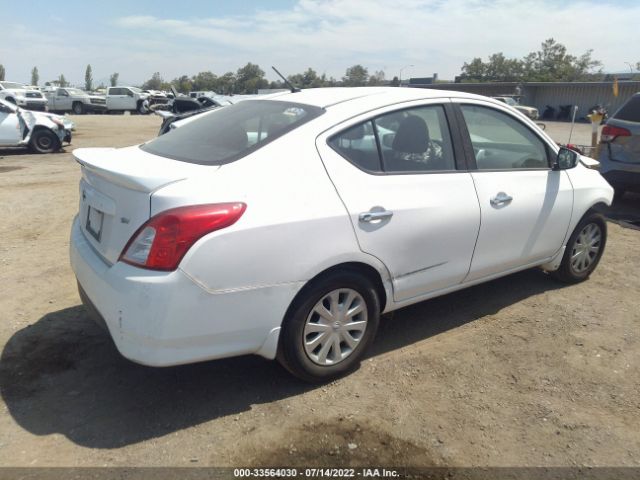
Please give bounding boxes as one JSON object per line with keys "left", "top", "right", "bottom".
{"left": 70, "top": 87, "right": 613, "bottom": 382}
{"left": 0, "top": 97, "right": 72, "bottom": 153}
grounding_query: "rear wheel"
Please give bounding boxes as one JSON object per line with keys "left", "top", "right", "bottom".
{"left": 278, "top": 271, "right": 380, "bottom": 383}
{"left": 29, "top": 129, "right": 61, "bottom": 154}
{"left": 552, "top": 212, "right": 606, "bottom": 283}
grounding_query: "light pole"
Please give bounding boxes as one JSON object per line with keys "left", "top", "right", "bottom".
{"left": 399, "top": 64, "right": 414, "bottom": 87}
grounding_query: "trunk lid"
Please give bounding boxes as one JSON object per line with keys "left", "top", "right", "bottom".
{"left": 606, "top": 118, "right": 640, "bottom": 165}
{"left": 74, "top": 146, "right": 218, "bottom": 264}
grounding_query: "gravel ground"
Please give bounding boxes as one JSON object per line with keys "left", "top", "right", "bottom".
{"left": 0, "top": 116, "right": 638, "bottom": 469}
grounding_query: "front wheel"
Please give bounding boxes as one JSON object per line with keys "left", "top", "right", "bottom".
{"left": 552, "top": 212, "right": 607, "bottom": 283}
{"left": 278, "top": 271, "right": 380, "bottom": 383}
{"left": 29, "top": 129, "right": 61, "bottom": 154}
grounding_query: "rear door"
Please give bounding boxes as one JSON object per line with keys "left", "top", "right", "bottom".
{"left": 454, "top": 100, "right": 573, "bottom": 281}
{"left": 316, "top": 100, "right": 481, "bottom": 303}
{"left": 106, "top": 87, "right": 126, "bottom": 110}
{"left": 55, "top": 89, "right": 72, "bottom": 111}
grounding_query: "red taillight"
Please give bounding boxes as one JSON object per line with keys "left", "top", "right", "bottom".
{"left": 120, "top": 202, "right": 246, "bottom": 271}
{"left": 601, "top": 125, "right": 631, "bottom": 143}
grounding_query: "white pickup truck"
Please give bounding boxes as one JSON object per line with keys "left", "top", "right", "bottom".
{"left": 44, "top": 87, "right": 106, "bottom": 114}
{"left": 105, "top": 86, "right": 150, "bottom": 113}
{"left": 0, "top": 81, "right": 48, "bottom": 111}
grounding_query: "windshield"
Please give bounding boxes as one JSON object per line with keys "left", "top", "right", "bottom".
{"left": 0, "top": 82, "right": 25, "bottom": 90}
{"left": 129, "top": 87, "right": 142, "bottom": 93}
{"left": 141, "top": 100, "right": 324, "bottom": 165}
{"left": 66, "top": 88, "right": 86, "bottom": 95}
{"left": 504, "top": 97, "right": 517, "bottom": 106}
{"left": 0, "top": 97, "right": 18, "bottom": 112}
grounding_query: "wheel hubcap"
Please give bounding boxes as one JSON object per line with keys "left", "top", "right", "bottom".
{"left": 570, "top": 223, "right": 601, "bottom": 274}
{"left": 303, "top": 288, "right": 368, "bottom": 366}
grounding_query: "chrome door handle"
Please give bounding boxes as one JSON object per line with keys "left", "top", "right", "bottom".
{"left": 490, "top": 192, "right": 513, "bottom": 206}
{"left": 359, "top": 210, "right": 394, "bottom": 222}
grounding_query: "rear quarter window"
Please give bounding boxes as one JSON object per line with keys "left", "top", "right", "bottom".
{"left": 614, "top": 96, "right": 640, "bottom": 122}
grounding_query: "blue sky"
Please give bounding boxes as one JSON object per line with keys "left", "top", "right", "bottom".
{"left": 1, "top": 0, "right": 638, "bottom": 87}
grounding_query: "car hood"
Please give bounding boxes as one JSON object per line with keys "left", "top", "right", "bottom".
{"left": 19, "top": 109, "right": 73, "bottom": 130}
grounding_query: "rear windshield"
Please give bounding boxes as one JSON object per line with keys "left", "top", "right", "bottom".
{"left": 613, "top": 95, "right": 640, "bottom": 122}
{"left": 141, "top": 100, "right": 323, "bottom": 165}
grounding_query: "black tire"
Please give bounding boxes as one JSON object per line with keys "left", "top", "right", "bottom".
{"left": 137, "top": 101, "right": 148, "bottom": 114}
{"left": 29, "top": 128, "right": 61, "bottom": 154}
{"left": 551, "top": 212, "right": 607, "bottom": 284}
{"left": 278, "top": 270, "right": 380, "bottom": 383}
{"left": 72, "top": 102, "right": 84, "bottom": 115}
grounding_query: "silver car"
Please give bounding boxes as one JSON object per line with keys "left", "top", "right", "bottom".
{"left": 599, "top": 93, "right": 640, "bottom": 199}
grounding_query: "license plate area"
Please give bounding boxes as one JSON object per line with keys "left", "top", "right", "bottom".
{"left": 86, "top": 206, "right": 104, "bottom": 242}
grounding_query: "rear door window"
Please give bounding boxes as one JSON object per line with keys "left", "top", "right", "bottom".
{"left": 328, "top": 104, "right": 456, "bottom": 173}
{"left": 140, "top": 100, "right": 323, "bottom": 165}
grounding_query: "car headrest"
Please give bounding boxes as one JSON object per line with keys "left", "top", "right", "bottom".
{"left": 392, "top": 115, "right": 430, "bottom": 154}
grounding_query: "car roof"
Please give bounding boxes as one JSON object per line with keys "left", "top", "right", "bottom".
{"left": 264, "top": 86, "right": 493, "bottom": 109}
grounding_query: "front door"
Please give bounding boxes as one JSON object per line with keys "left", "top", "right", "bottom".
{"left": 0, "top": 107, "right": 21, "bottom": 145}
{"left": 316, "top": 101, "right": 481, "bottom": 303}
{"left": 455, "top": 101, "right": 573, "bottom": 281}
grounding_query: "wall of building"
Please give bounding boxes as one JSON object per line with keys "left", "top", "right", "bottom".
{"left": 411, "top": 81, "right": 640, "bottom": 121}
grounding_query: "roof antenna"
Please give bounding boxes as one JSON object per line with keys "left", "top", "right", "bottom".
{"left": 272, "top": 66, "right": 300, "bottom": 93}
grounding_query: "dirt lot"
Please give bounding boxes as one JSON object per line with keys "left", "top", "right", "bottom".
{"left": 0, "top": 116, "right": 639, "bottom": 469}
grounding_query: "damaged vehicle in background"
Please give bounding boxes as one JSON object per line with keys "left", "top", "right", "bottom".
{"left": 0, "top": 81, "right": 48, "bottom": 111}
{"left": 0, "top": 97, "right": 72, "bottom": 153}
{"left": 44, "top": 87, "right": 107, "bottom": 114}
{"left": 152, "top": 86, "right": 234, "bottom": 135}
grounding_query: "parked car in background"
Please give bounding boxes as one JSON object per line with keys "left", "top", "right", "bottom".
{"left": 44, "top": 87, "right": 106, "bottom": 114}
{"left": 493, "top": 96, "right": 539, "bottom": 120}
{"left": 599, "top": 92, "right": 640, "bottom": 199}
{"left": 0, "top": 97, "right": 71, "bottom": 153}
{"left": 70, "top": 87, "right": 612, "bottom": 382}
{"left": 0, "top": 81, "right": 48, "bottom": 111}
{"left": 105, "top": 86, "right": 151, "bottom": 114}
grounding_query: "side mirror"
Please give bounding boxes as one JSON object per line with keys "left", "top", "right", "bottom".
{"left": 128, "top": 91, "right": 134, "bottom": 97}
{"left": 554, "top": 147, "right": 578, "bottom": 170}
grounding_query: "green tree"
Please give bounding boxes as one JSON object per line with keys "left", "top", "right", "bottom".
{"left": 460, "top": 39, "right": 602, "bottom": 82}
{"left": 110, "top": 72, "right": 119, "bottom": 87}
{"left": 0, "top": 64, "right": 5, "bottom": 81}
{"left": 31, "top": 66, "right": 39, "bottom": 86}
{"left": 391, "top": 76, "right": 400, "bottom": 87}
{"left": 58, "top": 74, "right": 68, "bottom": 87}
{"left": 342, "top": 65, "right": 369, "bottom": 86}
{"left": 216, "top": 72, "right": 236, "bottom": 94}
{"left": 142, "top": 72, "right": 164, "bottom": 90}
{"left": 235, "top": 63, "right": 268, "bottom": 94}
{"left": 191, "top": 71, "right": 218, "bottom": 91}
{"left": 368, "top": 70, "right": 386, "bottom": 86}
{"left": 171, "top": 75, "right": 193, "bottom": 93}
{"left": 287, "top": 68, "right": 330, "bottom": 89}
{"left": 85, "top": 65, "right": 93, "bottom": 91}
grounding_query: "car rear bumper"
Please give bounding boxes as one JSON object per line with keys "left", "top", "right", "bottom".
{"left": 70, "top": 216, "right": 296, "bottom": 366}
